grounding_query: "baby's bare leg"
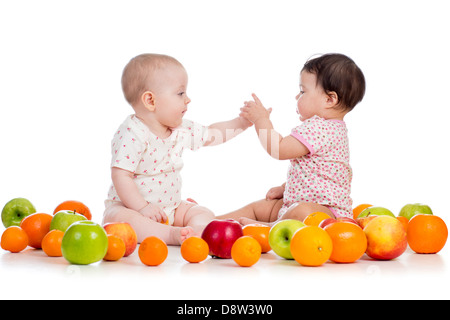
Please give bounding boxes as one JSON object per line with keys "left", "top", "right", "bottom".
{"left": 238, "top": 202, "right": 335, "bottom": 227}
{"left": 282, "top": 202, "right": 335, "bottom": 221}
{"left": 103, "top": 203, "right": 193, "bottom": 245}
{"left": 217, "top": 198, "right": 283, "bottom": 225}
{"left": 174, "top": 201, "right": 215, "bottom": 236}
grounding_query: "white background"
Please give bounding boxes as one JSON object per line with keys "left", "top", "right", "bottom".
{"left": 1, "top": 0, "right": 449, "bottom": 300}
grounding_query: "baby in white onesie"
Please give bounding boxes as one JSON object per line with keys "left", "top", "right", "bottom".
{"left": 103, "top": 54, "right": 251, "bottom": 245}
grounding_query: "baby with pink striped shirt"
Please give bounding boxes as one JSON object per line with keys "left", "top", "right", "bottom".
{"left": 219, "top": 53, "right": 365, "bottom": 225}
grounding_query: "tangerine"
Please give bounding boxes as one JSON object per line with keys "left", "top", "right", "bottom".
{"left": 20, "top": 213, "right": 53, "bottom": 249}
{"left": 353, "top": 204, "right": 373, "bottom": 219}
{"left": 41, "top": 229, "right": 64, "bottom": 257}
{"left": 231, "top": 236, "right": 261, "bottom": 267}
{"left": 54, "top": 200, "right": 92, "bottom": 220}
{"left": 1, "top": 226, "right": 28, "bottom": 253}
{"left": 396, "top": 216, "right": 409, "bottom": 232}
{"left": 324, "top": 222, "right": 367, "bottom": 263}
{"left": 303, "top": 212, "right": 331, "bottom": 227}
{"left": 180, "top": 236, "right": 209, "bottom": 263}
{"left": 104, "top": 235, "right": 126, "bottom": 261}
{"left": 242, "top": 224, "right": 271, "bottom": 253}
{"left": 407, "top": 214, "right": 448, "bottom": 254}
{"left": 290, "top": 226, "right": 333, "bottom": 267}
{"left": 138, "top": 236, "right": 168, "bottom": 266}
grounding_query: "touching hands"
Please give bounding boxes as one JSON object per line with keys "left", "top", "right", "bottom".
{"left": 138, "top": 203, "right": 168, "bottom": 224}
{"left": 238, "top": 113, "right": 253, "bottom": 128}
{"left": 240, "top": 94, "right": 272, "bottom": 124}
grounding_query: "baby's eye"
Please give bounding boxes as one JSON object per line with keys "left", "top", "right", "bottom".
{"left": 178, "top": 92, "right": 185, "bottom": 96}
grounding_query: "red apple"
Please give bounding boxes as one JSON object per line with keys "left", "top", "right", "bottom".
{"left": 103, "top": 222, "right": 137, "bottom": 257}
{"left": 201, "top": 219, "right": 243, "bottom": 259}
{"left": 364, "top": 216, "right": 407, "bottom": 260}
{"left": 337, "top": 217, "right": 359, "bottom": 226}
{"left": 319, "top": 218, "right": 335, "bottom": 229}
{"left": 319, "top": 217, "right": 358, "bottom": 229}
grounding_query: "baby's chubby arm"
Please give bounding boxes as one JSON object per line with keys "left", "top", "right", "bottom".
{"left": 203, "top": 116, "right": 253, "bottom": 147}
{"left": 240, "top": 94, "right": 309, "bottom": 160}
{"left": 111, "top": 167, "right": 167, "bottom": 223}
{"left": 266, "top": 183, "right": 285, "bottom": 200}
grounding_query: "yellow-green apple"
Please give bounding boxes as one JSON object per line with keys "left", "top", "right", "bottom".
{"left": 399, "top": 203, "right": 433, "bottom": 220}
{"left": 269, "top": 219, "right": 305, "bottom": 259}
{"left": 201, "top": 219, "right": 243, "bottom": 259}
{"left": 358, "top": 206, "right": 395, "bottom": 218}
{"left": 2, "top": 198, "right": 36, "bottom": 227}
{"left": 364, "top": 216, "right": 407, "bottom": 260}
{"left": 61, "top": 221, "right": 108, "bottom": 265}
{"left": 103, "top": 222, "right": 138, "bottom": 257}
{"left": 50, "top": 210, "right": 87, "bottom": 232}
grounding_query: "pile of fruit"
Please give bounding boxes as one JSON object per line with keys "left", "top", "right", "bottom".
{"left": 1, "top": 198, "right": 448, "bottom": 268}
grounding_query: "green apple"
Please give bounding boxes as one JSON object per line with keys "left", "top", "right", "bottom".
{"left": 1, "top": 198, "right": 37, "bottom": 227}
{"left": 50, "top": 210, "right": 87, "bottom": 232}
{"left": 61, "top": 220, "right": 108, "bottom": 265}
{"left": 268, "top": 219, "right": 305, "bottom": 259}
{"left": 399, "top": 203, "right": 433, "bottom": 220}
{"left": 357, "top": 206, "right": 395, "bottom": 218}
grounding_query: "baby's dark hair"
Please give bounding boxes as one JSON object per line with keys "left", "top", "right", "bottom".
{"left": 302, "top": 53, "right": 365, "bottom": 111}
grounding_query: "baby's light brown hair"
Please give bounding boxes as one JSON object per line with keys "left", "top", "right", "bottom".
{"left": 121, "top": 53, "right": 183, "bottom": 106}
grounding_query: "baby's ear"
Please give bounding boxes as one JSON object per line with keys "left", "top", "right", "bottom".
{"left": 141, "top": 91, "right": 156, "bottom": 111}
{"left": 325, "top": 91, "right": 339, "bottom": 108}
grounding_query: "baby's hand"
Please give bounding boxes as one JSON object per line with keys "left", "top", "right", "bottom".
{"left": 138, "top": 203, "right": 168, "bottom": 224}
{"left": 238, "top": 113, "right": 253, "bottom": 128}
{"left": 240, "top": 94, "right": 272, "bottom": 124}
{"left": 266, "top": 185, "right": 284, "bottom": 200}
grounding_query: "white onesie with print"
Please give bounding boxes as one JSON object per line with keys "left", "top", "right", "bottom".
{"left": 106, "top": 115, "right": 208, "bottom": 225}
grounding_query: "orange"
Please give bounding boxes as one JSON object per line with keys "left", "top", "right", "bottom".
{"left": 1, "top": 226, "right": 29, "bottom": 253}
{"left": 20, "top": 213, "right": 53, "bottom": 249}
{"left": 54, "top": 200, "right": 92, "bottom": 220}
{"left": 353, "top": 204, "right": 373, "bottom": 219}
{"left": 290, "top": 226, "right": 333, "bottom": 267}
{"left": 104, "top": 235, "right": 126, "bottom": 261}
{"left": 396, "top": 216, "right": 408, "bottom": 232}
{"left": 231, "top": 236, "right": 261, "bottom": 267}
{"left": 41, "top": 229, "right": 64, "bottom": 257}
{"left": 180, "top": 236, "right": 209, "bottom": 263}
{"left": 138, "top": 236, "right": 168, "bottom": 266}
{"left": 242, "top": 224, "right": 271, "bottom": 253}
{"left": 407, "top": 214, "right": 448, "bottom": 254}
{"left": 303, "top": 212, "right": 331, "bottom": 227}
{"left": 323, "top": 222, "right": 367, "bottom": 263}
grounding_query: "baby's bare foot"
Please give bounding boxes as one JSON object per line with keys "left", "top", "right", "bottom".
{"left": 170, "top": 226, "right": 194, "bottom": 245}
{"left": 180, "top": 227, "right": 195, "bottom": 242}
